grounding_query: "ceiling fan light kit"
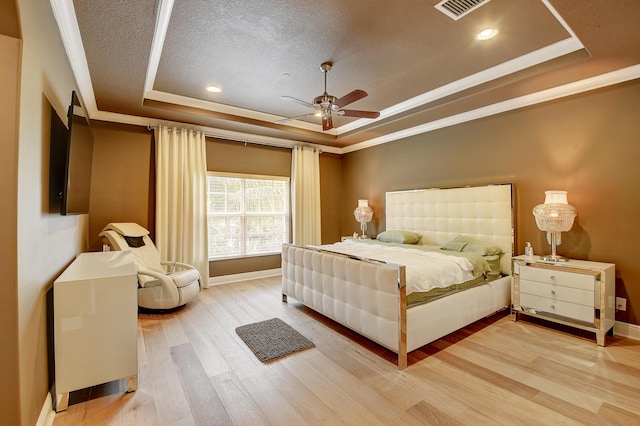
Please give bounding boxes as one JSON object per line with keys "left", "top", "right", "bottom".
{"left": 277, "top": 62, "right": 380, "bottom": 131}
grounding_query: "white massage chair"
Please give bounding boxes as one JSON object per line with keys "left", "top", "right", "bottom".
{"left": 100, "top": 223, "right": 201, "bottom": 310}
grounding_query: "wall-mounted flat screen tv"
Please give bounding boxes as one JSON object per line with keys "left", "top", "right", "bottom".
{"left": 49, "top": 91, "right": 94, "bottom": 215}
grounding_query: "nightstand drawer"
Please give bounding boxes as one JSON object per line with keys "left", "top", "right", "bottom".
{"left": 520, "top": 293, "right": 594, "bottom": 323}
{"left": 520, "top": 266, "right": 595, "bottom": 291}
{"left": 520, "top": 279, "right": 594, "bottom": 307}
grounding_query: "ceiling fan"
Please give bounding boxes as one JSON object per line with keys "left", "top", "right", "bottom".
{"left": 276, "top": 62, "right": 380, "bottom": 131}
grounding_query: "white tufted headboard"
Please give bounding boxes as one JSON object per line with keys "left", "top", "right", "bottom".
{"left": 386, "top": 184, "right": 514, "bottom": 275}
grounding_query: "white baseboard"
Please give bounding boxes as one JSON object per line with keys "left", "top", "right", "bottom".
{"left": 37, "top": 393, "right": 55, "bottom": 426}
{"left": 615, "top": 320, "right": 640, "bottom": 341}
{"left": 208, "top": 268, "right": 281, "bottom": 285}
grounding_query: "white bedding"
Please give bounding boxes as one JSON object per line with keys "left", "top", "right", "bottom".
{"left": 317, "top": 240, "right": 476, "bottom": 295}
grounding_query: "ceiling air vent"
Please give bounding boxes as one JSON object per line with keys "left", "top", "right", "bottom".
{"left": 435, "top": 0, "right": 492, "bottom": 21}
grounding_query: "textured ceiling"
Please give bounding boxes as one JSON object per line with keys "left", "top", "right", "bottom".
{"left": 58, "top": 0, "right": 640, "bottom": 150}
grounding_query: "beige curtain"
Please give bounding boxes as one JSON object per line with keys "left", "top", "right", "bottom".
{"left": 155, "top": 125, "right": 209, "bottom": 288}
{"left": 291, "top": 146, "right": 321, "bottom": 245}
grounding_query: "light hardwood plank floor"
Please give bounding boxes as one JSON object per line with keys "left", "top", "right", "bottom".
{"left": 53, "top": 276, "right": 640, "bottom": 425}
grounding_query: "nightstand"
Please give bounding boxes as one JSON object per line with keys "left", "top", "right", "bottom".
{"left": 512, "top": 255, "right": 616, "bottom": 346}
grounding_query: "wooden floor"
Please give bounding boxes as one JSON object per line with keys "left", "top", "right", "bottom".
{"left": 54, "top": 276, "right": 640, "bottom": 425}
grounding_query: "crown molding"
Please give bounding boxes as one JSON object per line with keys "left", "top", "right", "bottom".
{"left": 337, "top": 37, "right": 584, "bottom": 135}
{"left": 342, "top": 64, "right": 640, "bottom": 154}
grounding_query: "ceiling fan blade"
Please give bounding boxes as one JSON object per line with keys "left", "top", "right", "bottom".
{"left": 339, "top": 109, "right": 380, "bottom": 119}
{"left": 335, "top": 89, "right": 368, "bottom": 108}
{"left": 322, "top": 115, "right": 333, "bottom": 131}
{"left": 275, "top": 112, "right": 317, "bottom": 124}
{"left": 281, "top": 95, "right": 316, "bottom": 109}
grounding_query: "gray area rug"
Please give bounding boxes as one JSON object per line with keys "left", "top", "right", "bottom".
{"left": 235, "top": 318, "right": 315, "bottom": 362}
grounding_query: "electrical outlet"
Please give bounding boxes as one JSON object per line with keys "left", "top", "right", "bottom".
{"left": 616, "top": 297, "right": 627, "bottom": 311}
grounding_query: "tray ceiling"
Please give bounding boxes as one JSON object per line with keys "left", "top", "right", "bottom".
{"left": 51, "top": 0, "right": 640, "bottom": 152}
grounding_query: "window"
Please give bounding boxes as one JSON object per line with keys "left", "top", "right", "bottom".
{"left": 207, "top": 173, "right": 289, "bottom": 259}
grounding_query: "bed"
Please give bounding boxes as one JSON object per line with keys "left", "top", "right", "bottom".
{"left": 282, "top": 184, "right": 514, "bottom": 369}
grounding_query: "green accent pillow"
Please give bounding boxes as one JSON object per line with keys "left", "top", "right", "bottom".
{"left": 451, "top": 235, "right": 503, "bottom": 256}
{"left": 440, "top": 240, "right": 468, "bottom": 252}
{"left": 377, "top": 230, "right": 422, "bottom": 244}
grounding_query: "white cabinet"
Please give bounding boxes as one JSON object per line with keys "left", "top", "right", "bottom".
{"left": 512, "top": 255, "right": 615, "bottom": 346}
{"left": 54, "top": 251, "right": 138, "bottom": 412}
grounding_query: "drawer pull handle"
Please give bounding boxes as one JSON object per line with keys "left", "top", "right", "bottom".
{"left": 550, "top": 305, "right": 555, "bottom": 309}
{"left": 550, "top": 275, "right": 556, "bottom": 280}
{"left": 550, "top": 290, "right": 556, "bottom": 295}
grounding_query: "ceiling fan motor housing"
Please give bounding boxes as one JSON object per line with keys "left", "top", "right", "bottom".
{"left": 320, "top": 62, "right": 332, "bottom": 73}
{"left": 313, "top": 94, "right": 337, "bottom": 109}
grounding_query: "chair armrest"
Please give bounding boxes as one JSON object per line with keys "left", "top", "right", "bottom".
{"left": 160, "top": 261, "right": 197, "bottom": 272}
{"left": 137, "top": 268, "right": 170, "bottom": 288}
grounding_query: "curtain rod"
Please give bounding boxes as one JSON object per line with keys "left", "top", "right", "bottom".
{"left": 146, "top": 125, "right": 324, "bottom": 153}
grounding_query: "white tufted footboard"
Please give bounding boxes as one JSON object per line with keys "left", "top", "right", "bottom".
{"left": 281, "top": 184, "right": 513, "bottom": 369}
{"left": 282, "top": 243, "right": 408, "bottom": 368}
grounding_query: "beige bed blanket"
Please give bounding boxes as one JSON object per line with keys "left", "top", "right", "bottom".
{"left": 317, "top": 240, "right": 489, "bottom": 295}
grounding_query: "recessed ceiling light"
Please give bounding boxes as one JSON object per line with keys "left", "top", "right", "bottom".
{"left": 206, "top": 86, "right": 221, "bottom": 93}
{"left": 475, "top": 28, "right": 498, "bottom": 41}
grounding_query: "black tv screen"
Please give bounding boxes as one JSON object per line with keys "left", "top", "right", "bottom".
{"left": 49, "top": 91, "right": 94, "bottom": 215}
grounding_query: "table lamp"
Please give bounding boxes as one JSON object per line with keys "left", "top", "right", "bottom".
{"left": 532, "top": 190, "right": 577, "bottom": 262}
{"left": 353, "top": 199, "right": 373, "bottom": 239}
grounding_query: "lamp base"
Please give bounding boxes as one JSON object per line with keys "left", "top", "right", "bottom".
{"left": 540, "top": 254, "right": 569, "bottom": 262}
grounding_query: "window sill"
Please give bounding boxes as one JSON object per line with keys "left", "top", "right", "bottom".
{"left": 209, "top": 252, "right": 282, "bottom": 262}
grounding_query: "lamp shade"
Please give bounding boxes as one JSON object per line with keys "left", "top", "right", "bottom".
{"left": 533, "top": 190, "right": 576, "bottom": 232}
{"left": 354, "top": 200, "right": 373, "bottom": 223}
{"left": 544, "top": 190, "right": 568, "bottom": 205}
{"left": 532, "top": 190, "right": 577, "bottom": 262}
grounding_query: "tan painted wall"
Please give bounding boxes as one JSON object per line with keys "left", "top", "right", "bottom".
{"left": 0, "top": 32, "right": 21, "bottom": 425}
{"left": 206, "top": 138, "right": 292, "bottom": 177}
{"left": 88, "top": 125, "right": 153, "bottom": 250}
{"left": 319, "top": 152, "right": 342, "bottom": 244}
{"left": 14, "top": 0, "right": 89, "bottom": 423}
{"left": 341, "top": 80, "right": 640, "bottom": 325}
{"left": 0, "top": 0, "right": 20, "bottom": 38}
{"left": 14, "top": 0, "right": 94, "bottom": 425}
